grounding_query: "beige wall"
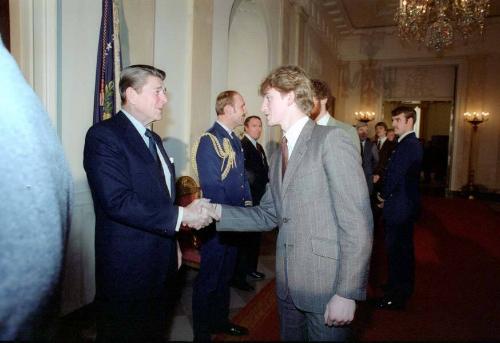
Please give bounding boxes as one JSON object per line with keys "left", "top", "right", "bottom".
{"left": 338, "top": 20, "right": 500, "bottom": 192}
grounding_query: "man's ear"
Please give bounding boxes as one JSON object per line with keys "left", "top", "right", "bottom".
{"left": 286, "top": 91, "right": 296, "bottom": 107}
{"left": 223, "top": 104, "right": 233, "bottom": 116}
{"left": 125, "top": 87, "right": 137, "bottom": 105}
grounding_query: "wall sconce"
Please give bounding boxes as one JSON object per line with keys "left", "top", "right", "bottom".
{"left": 463, "top": 111, "right": 490, "bottom": 199}
{"left": 354, "top": 111, "right": 376, "bottom": 123}
{"left": 464, "top": 111, "right": 490, "bottom": 127}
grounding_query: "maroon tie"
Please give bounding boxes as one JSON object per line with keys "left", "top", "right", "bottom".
{"left": 281, "top": 136, "right": 288, "bottom": 179}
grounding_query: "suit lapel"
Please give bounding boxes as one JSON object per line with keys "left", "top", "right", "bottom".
{"left": 118, "top": 112, "right": 174, "bottom": 200}
{"left": 282, "top": 120, "right": 314, "bottom": 196}
{"left": 155, "top": 137, "right": 176, "bottom": 199}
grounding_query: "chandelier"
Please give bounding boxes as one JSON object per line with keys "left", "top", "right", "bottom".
{"left": 395, "top": 0, "right": 490, "bottom": 52}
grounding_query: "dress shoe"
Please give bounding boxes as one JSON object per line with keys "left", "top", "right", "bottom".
{"left": 212, "top": 323, "right": 249, "bottom": 336}
{"left": 248, "top": 271, "right": 265, "bottom": 279}
{"left": 230, "top": 280, "right": 255, "bottom": 291}
{"left": 374, "top": 296, "right": 406, "bottom": 310}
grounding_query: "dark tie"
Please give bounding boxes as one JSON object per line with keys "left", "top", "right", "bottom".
{"left": 257, "top": 142, "right": 266, "bottom": 164}
{"left": 281, "top": 136, "right": 288, "bottom": 179}
{"left": 145, "top": 129, "right": 159, "bottom": 162}
{"left": 145, "top": 129, "right": 169, "bottom": 193}
{"left": 377, "top": 139, "right": 381, "bottom": 151}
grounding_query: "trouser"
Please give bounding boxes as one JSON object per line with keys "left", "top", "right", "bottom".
{"left": 277, "top": 291, "right": 351, "bottom": 342}
{"left": 384, "top": 220, "right": 415, "bottom": 299}
{"left": 232, "top": 232, "right": 262, "bottom": 283}
{"left": 192, "top": 243, "right": 237, "bottom": 341}
{"left": 95, "top": 298, "right": 167, "bottom": 343}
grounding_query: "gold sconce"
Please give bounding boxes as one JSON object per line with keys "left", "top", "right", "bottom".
{"left": 354, "top": 111, "right": 376, "bottom": 123}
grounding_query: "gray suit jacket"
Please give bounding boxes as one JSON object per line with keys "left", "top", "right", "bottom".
{"left": 0, "top": 39, "right": 72, "bottom": 340}
{"left": 217, "top": 119, "right": 373, "bottom": 313}
{"left": 326, "top": 116, "right": 361, "bottom": 154}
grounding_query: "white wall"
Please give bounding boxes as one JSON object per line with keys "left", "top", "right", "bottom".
{"left": 227, "top": 0, "right": 269, "bottom": 140}
{"left": 58, "top": 0, "right": 101, "bottom": 314}
{"left": 153, "top": 0, "right": 193, "bottom": 176}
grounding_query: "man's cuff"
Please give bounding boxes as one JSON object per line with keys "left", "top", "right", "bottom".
{"left": 175, "top": 207, "right": 183, "bottom": 232}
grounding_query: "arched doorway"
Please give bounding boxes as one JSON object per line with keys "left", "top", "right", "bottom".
{"left": 227, "top": 0, "right": 272, "bottom": 152}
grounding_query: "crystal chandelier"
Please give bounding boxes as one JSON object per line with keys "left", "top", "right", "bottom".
{"left": 395, "top": 0, "right": 490, "bottom": 52}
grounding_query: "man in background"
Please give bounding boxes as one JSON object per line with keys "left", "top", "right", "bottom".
{"left": 387, "top": 128, "right": 397, "bottom": 142}
{"left": 84, "top": 64, "right": 213, "bottom": 342}
{"left": 357, "top": 122, "right": 379, "bottom": 195}
{"left": 310, "top": 78, "right": 360, "bottom": 154}
{"left": 192, "top": 90, "right": 251, "bottom": 341}
{"left": 0, "top": 38, "right": 72, "bottom": 341}
{"left": 372, "top": 121, "right": 397, "bottom": 226}
{"left": 375, "top": 106, "right": 423, "bottom": 310}
{"left": 231, "top": 115, "right": 270, "bottom": 291}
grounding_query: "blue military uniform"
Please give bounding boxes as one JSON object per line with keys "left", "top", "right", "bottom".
{"left": 192, "top": 122, "right": 251, "bottom": 341}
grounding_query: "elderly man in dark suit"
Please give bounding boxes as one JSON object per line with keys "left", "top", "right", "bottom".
{"left": 230, "top": 115, "right": 270, "bottom": 291}
{"left": 84, "top": 64, "right": 213, "bottom": 342}
{"left": 192, "top": 90, "right": 252, "bottom": 341}
{"left": 205, "top": 66, "right": 373, "bottom": 341}
{"left": 375, "top": 106, "right": 423, "bottom": 310}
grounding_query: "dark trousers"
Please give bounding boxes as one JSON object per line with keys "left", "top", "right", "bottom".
{"left": 277, "top": 291, "right": 351, "bottom": 341}
{"left": 383, "top": 220, "right": 415, "bottom": 299}
{"left": 232, "top": 232, "right": 262, "bottom": 283}
{"left": 95, "top": 298, "right": 167, "bottom": 343}
{"left": 192, "top": 242, "right": 237, "bottom": 341}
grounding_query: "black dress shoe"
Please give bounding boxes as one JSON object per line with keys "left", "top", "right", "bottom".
{"left": 212, "top": 323, "right": 249, "bottom": 336}
{"left": 374, "top": 296, "right": 406, "bottom": 310}
{"left": 248, "top": 271, "right": 265, "bottom": 279}
{"left": 230, "top": 280, "right": 255, "bottom": 291}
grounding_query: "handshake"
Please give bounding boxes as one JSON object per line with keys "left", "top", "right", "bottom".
{"left": 181, "top": 198, "right": 222, "bottom": 230}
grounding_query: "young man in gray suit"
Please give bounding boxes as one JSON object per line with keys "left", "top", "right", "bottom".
{"left": 204, "top": 65, "right": 373, "bottom": 341}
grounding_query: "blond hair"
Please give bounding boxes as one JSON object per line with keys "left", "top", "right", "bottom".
{"left": 259, "top": 65, "right": 313, "bottom": 114}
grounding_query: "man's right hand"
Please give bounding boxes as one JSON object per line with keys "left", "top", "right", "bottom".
{"left": 181, "top": 198, "right": 215, "bottom": 229}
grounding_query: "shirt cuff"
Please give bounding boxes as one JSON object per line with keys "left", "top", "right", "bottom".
{"left": 175, "top": 207, "right": 183, "bottom": 232}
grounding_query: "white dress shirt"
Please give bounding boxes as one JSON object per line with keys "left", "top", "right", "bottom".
{"left": 283, "top": 116, "right": 309, "bottom": 159}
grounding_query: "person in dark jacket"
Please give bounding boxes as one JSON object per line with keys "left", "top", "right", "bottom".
{"left": 375, "top": 106, "right": 423, "bottom": 310}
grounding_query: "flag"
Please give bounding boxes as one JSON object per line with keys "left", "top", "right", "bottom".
{"left": 93, "top": 0, "right": 121, "bottom": 124}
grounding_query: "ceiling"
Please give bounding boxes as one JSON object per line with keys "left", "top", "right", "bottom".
{"left": 318, "top": 0, "right": 500, "bottom": 35}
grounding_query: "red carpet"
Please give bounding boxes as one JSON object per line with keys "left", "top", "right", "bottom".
{"left": 220, "top": 196, "right": 500, "bottom": 341}
{"left": 214, "top": 279, "right": 279, "bottom": 341}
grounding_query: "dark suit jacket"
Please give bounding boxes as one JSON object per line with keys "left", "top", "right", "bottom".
{"left": 84, "top": 111, "right": 178, "bottom": 302}
{"left": 361, "top": 139, "right": 379, "bottom": 194}
{"left": 382, "top": 132, "right": 423, "bottom": 226}
{"left": 241, "top": 135, "right": 269, "bottom": 204}
{"left": 373, "top": 138, "right": 397, "bottom": 183}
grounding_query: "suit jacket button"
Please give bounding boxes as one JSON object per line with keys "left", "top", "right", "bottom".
{"left": 282, "top": 218, "right": 289, "bottom": 223}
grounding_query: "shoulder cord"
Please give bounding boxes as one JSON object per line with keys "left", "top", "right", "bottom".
{"left": 191, "top": 133, "right": 236, "bottom": 182}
